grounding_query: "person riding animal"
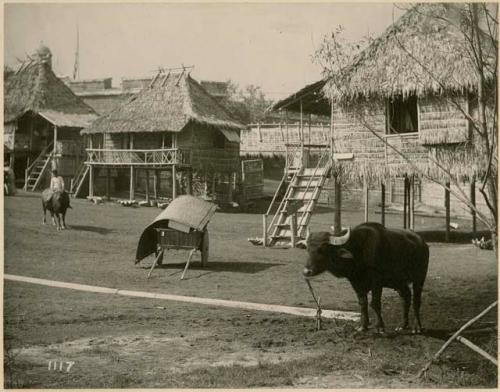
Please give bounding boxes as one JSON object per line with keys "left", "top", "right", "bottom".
{"left": 42, "top": 169, "right": 71, "bottom": 230}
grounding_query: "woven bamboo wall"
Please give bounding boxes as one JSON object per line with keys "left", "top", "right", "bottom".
{"left": 240, "top": 122, "right": 330, "bottom": 157}
{"left": 418, "top": 95, "right": 469, "bottom": 145}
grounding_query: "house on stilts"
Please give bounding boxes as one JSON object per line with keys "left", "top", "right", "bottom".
{"left": 4, "top": 45, "right": 98, "bottom": 190}
{"left": 78, "top": 69, "right": 247, "bottom": 204}
{"left": 261, "top": 3, "right": 496, "bottom": 247}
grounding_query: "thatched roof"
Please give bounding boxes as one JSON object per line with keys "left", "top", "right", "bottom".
{"left": 82, "top": 71, "right": 245, "bottom": 135}
{"left": 325, "top": 3, "right": 497, "bottom": 101}
{"left": 271, "top": 79, "right": 330, "bottom": 116}
{"left": 4, "top": 56, "right": 96, "bottom": 125}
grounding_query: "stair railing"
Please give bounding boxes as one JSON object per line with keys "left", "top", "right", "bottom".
{"left": 31, "top": 151, "right": 54, "bottom": 191}
{"left": 70, "top": 163, "right": 87, "bottom": 194}
{"left": 24, "top": 142, "right": 53, "bottom": 190}
{"left": 266, "top": 168, "right": 301, "bottom": 238}
{"left": 296, "top": 148, "right": 332, "bottom": 236}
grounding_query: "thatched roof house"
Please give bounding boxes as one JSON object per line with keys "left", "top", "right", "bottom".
{"left": 326, "top": 3, "right": 496, "bottom": 102}
{"left": 4, "top": 45, "right": 97, "bottom": 189}
{"left": 82, "top": 71, "right": 243, "bottom": 137}
{"left": 4, "top": 45, "right": 96, "bottom": 128}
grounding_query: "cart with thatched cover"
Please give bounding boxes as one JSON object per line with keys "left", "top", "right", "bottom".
{"left": 135, "top": 195, "right": 217, "bottom": 279}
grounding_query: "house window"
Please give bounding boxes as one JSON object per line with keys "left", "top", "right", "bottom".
{"left": 213, "top": 132, "right": 225, "bottom": 149}
{"left": 387, "top": 95, "right": 418, "bottom": 134}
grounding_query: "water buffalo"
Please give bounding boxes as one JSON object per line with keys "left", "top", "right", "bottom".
{"left": 303, "top": 222, "right": 429, "bottom": 334}
{"left": 42, "top": 189, "right": 71, "bottom": 230}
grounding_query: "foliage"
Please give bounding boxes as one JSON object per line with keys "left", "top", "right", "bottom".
{"left": 222, "top": 80, "right": 273, "bottom": 124}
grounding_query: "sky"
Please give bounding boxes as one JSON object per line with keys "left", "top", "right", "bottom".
{"left": 4, "top": 2, "right": 404, "bottom": 101}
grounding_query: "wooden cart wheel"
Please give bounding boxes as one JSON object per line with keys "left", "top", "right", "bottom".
{"left": 200, "top": 230, "right": 209, "bottom": 267}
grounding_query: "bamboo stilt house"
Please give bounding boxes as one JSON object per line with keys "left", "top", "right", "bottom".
{"left": 4, "top": 45, "right": 97, "bottom": 189}
{"left": 272, "top": 3, "right": 496, "bottom": 218}
{"left": 80, "top": 69, "right": 246, "bottom": 202}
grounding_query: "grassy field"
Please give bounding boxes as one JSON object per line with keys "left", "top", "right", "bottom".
{"left": 4, "top": 190, "right": 498, "bottom": 388}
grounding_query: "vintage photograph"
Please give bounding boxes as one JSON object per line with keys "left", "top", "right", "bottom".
{"left": 3, "top": 2, "right": 498, "bottom": 388}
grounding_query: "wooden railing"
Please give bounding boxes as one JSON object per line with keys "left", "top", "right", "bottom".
{"left": 85, "top": 148, "right": 192, "bottom": 166}
{"left": 24, "top": 142, "right": 53, "bottom": 191}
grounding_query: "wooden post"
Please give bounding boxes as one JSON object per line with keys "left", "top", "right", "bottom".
{"left": 172, "top": 165, "right": 177, "bottom": 199}
{"left": 89, "top": 165, "right": 94, "bottom": 198}
{"left": 290, "top": 213, "right": 297, "bottom": 248}
{"left": 471, "top": 177, "right": 477, "bottom": 234}
{"left": 53, "top": 125, "right": 58, "bottom": 152}
{"left": 187, "top": 169, "right": 193, "bottom": 195}
{"left": 262, "top": 215, "right": 267, "bottom": 247}
{"left": 212, "top": 174, "right": 216, "bottom": 199}
{"left": 381, "top": 182, "right": 386, "bottom": 227}
{"left": 334, "top": 174, "right": 342, "bottom": 235}
{"left": 153, "top": 170, "right": 158, "bottom": 200}
{"left": 403, "top": 177, "right": 408, "bottom": 229}
{"left": 145, "top": 169, "right": 150, "bottom": 203}
{"left": 410, "top": 175, "right": 415, "bottom": 230}
{"left": 363, "top": 177, "right": 369, "bottom": 222}
{"left": 106, "top": 167, "right": 110, "bottom": 201}
{"left": 130, "top": 166, "right": 135, "bottom": 200}
{"left": 445, "top": 181, "right": 451, "bottom": 242}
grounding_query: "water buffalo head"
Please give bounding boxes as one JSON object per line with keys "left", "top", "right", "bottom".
{"left": 302, "top": 227, "right": 353, "bottom": 278}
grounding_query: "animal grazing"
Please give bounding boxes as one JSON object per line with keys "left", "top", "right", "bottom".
{"left": 42, "top": 189, "right": 72, "bottom": 230}
{"left": 303, "top": 222, "right": 429, "bottom": 334}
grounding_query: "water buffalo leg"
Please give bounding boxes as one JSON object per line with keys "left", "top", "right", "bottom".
{"left": 51, "top": 212, "right": 56, "bottom": 226}
{"left": 61, "top": 211, "right": 67, "bottom": 229}
{"left": 42, "top": 202, "right": 47, "bottom": 224}
{"left": 354, "top": 290, "right": 369, "bottom": 331}
{"left": 55, "top": 214, "right": 62, "bottom": 231}
{"left": 371, "top": 286, "right": 385, "bottom": 333}
{"left": 412, "top": 282, "right": 424, "bottom": 334}
{"left": 395, "top": 285, "right": 411, "bottom": 332}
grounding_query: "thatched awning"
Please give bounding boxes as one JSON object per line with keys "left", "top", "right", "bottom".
{"left": 39, "top": 110, "right": 97, "bottom": 128}
{"left": 82, "top": 71, "right": 245, "bottom": 135}
{"left": 4, "top": 58, "right": 96, "bottom": 124}
{"left": 325, "top": 3, "right": 497, "bottom": 101}
{"left": 272, "top": 79, "right": 330, "bottom": 116}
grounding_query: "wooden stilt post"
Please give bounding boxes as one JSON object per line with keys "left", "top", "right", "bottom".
{"left": 445, "top": 181, "right": 451, "bottom": 242}
{"left": 212, "top": 174, "right": 216, "bottom": 200}
{"left": 145, "top": 169, "right": 150, "bottom": 203}
{"left": 403, "top": 177, "right": 408, "bottom": 229}
{"left": 381, "top": 182, "right": 386, "bottom": 227}
{"left": 130, "top": 166, "right": 135, "bottom": 201}
{"left": 89, "top": 165, "right": 94, "bottom": 198}
{"left": 172, "top": 165, "right": 177, "bottom": 199}
{"left": 334, "top": 174, "right": 342, "bottom": 235}
{"left": 290, "top": 213, "right": 297, "bottom": 248}
{"left": 262, "top": 214, "right": 267, "bottom": 247}
{"left": 153, "top": 170, "right": 158, "bottom": 200}
{"left": 187, "top": 169, "right": 193, "bottom": 195}
{"left": 471, "top": 176, "right": 477, "bottom": 234}
{"left": 410, "top": 175, "right": 415, "bottom": 230}
{"left": 363, "top": 177, "right": 369, "bottom": 222}
{"left": 106, "top": 167, "right": 110, "bottom": 201}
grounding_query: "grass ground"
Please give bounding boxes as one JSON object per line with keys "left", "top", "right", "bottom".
{"left": 4, "top": 190, "right": 498, "bottom": 388}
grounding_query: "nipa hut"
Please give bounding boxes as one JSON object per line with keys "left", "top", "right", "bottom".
{"left": 273, "top": 3, "right": 495, "bottom": 231}
{"left": 4, "top": 45, "right": 97, "bottom": 189}
{"left": 80, "top": 69, "right": 246, "bottom": 203}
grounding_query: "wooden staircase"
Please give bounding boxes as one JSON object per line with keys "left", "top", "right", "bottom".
{"left": 70, "top": 164, "right": 89, "bottom": 198}
{"left": 24, "top": 143, "right": 53, "bottom": 192}
{"left": 267, "top": 149, "right": 331, "bottom": 247}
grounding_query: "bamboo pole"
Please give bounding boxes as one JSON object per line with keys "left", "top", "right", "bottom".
{"left": 381, "top": 182, "right": 386, "bottom": 227}
{"left": 172, "top": 165, "right": 177, "bottom": 199}
{"left": 145, "top": 169, "right": 150, "bottom": 203}
{"left": 456, "top": 336, "right": 497, "bottom": 365}
{"left": 290, "top": 213, "right": 297, "bottom": 248}
{"left": 334, "top": 174, "right": 342, "bottom": 235}
{"left": 106, "top": 168, "right": 110, "bottom": 201}
{"left": 403, "top": 177, "right": 408, "bottom": 229}
{"left": 89, "top": 165, "right": 94, "bottom": 198}
{"left": 445, "top": 181, "right": 451, "bottom": 242}
{"left": 153, "top": 170, "right": 158, "bottom": 200}
{"left": 262, "top": 215, "right": 267, "bottom": 247}
{"left": 363, "top": 177, "right": 369, "bottom": 222}
{"left": 471, "top": 177, "right": 477, "bottom": 234}
{"left": 130, "top": 166, "right": 135, "bottom": 200}
{"left": 410, "top": 175, "right": 415, "bottom": 230}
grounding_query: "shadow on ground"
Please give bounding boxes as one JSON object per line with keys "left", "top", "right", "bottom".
{"left": 140, "top": 260, "right": 285, "bottom": 274}
{"left": 417, "top": 230, "right": 491, "bottom": 244}
{"left": 69, "top": 225, "right": 115, "bottom": 235}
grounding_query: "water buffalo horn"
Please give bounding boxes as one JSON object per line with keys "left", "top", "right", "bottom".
{"left": 328, "top": 227, "right": 351, "bottom": 246}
